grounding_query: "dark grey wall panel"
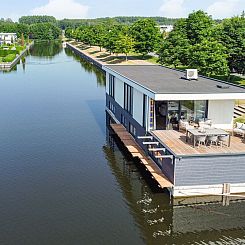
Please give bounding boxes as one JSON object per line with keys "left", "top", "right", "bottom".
{"left": 175, "top": 155, "right": 245, "bottom": 186}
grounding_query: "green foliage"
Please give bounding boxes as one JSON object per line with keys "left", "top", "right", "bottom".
{"left": 234, "top": 115, "right": 245, "bottom": 123}
{"left": 58, "top": 16, "right": 178, "bottom": 29}
{"left": 158, "top": 10, "right": 230, "bottom": 76}
{"left": 29, "top": 23, "right": 61, "bottom": 40}
{"left": 114, "top": 34, "right": 135, "bottom": 60}
{"left": 158, "top": 19, "right": 190, "bottom": 67}
{"left": 130, "top": 19, "right": 162, "bottom": 56}
{"left": 186, "top": 10, "right": 215, "bottom": 44}
{"left": 19, "top": 15, "right": 57, "bottom": 25}
{"left": 219, "top": 16, "right": 245, "bottom": 74}
{"left": 2, "top": 54, "right": 16, "bottom": 62}
{"left": 188, "top": 39, "right": 229, "bottom": 75}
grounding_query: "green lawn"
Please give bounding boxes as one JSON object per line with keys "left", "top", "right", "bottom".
{"left": 0, "top": 45, "right": 25, "bottom": 63}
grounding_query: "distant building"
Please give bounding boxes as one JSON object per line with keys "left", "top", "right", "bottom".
{"left": 158, "top": 25, "right": 174, "bottom": 33}
{"left": 0, "top": 33, "right": 17, "bottom": 45}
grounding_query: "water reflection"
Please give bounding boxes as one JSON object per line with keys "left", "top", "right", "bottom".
{"left": 30, "top": 40, "right": 62, "bottom": 58}
{"left": 105, "top": 114, "right": 245, "bottom": 244}
{"left": 64, "top": 47, "right": 106, "bottom": 87}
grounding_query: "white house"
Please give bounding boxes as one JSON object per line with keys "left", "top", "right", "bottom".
{"left": 104, "top": 64, "right": 245, "bottom": 197}
{"left": 0, "top": 33, "right": 17, "bottom": 45}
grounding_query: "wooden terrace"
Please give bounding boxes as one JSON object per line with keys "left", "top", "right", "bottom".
{"left": 151, "top": 130, "right": 245, "bottom": 157}
{"left": 110, "top": 124, "right": 173, "bottom": 188}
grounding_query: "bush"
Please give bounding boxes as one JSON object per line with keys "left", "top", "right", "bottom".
{"left": 2, "top": 54, "right": 16, "bottom": 62}
{"left": 0, "top": 50, "right": 18, "bottom": 56}
{"left": 234, "top": 115, "right": 245, "bottom": 123}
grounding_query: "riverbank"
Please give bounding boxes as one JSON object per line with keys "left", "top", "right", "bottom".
{"left": 67, "top": 41, "right": 154, "bottom": 66}
{"left": 0, "top": 41, "right": 34, "bottom": 71}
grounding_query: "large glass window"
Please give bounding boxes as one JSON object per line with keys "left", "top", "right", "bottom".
{"left": 180, "top": 100, "right": 207, "bottom": 122}
{"left": 109, "top": 74, "right": 115, "bottom": 98}
{"left": 124, "top": 83, "right": 133, "bottom": 115}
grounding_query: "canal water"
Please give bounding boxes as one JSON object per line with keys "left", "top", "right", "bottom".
{"left": 0, "top": 42, "right": 245, "bottom": 245}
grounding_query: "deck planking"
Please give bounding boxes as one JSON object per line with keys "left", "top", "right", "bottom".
{"left": 152, "top": 130, "right": 245, "bottom": 157}
{"left": 110, "top": 124, "right": 173, "bottom": 188}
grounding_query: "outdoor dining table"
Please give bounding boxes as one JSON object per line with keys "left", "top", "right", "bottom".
{"left": 186, "top": 128, "right": 231, "bottom": 148}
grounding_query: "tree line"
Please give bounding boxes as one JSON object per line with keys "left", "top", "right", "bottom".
{"left": 65, "top": 19, "right": 162, "bottom": 60}
{"left": 0, "top": 16, "right": 61, "bottom": 40}
{"left": 66, "top": 10, "right": 244, "bottom": 76}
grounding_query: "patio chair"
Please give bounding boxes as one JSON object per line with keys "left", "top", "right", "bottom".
{"left": 196, "top": 135, "right": 206, "bottom": 148}
{"left": 199, "top": 119, "right": 213, "bottom": 129}
{"left": 179, "top": 119, "right": 194, "bottom": 132}
{"left": 233, "top": 122, "right": 245, "bottom": 138}
{"left": 206, "top": 135, "right": 218, "bottom": 147}
{"left": 217, "top": 135, "right": 229, "bottom": 147}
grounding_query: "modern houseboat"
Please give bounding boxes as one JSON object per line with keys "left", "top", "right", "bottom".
{"left": 103, "top": 65, "right": 245, "bottom": 197}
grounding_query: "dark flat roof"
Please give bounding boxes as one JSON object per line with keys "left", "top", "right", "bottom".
{"left": 104, "top": 65, "right": 245, "bottom": 94}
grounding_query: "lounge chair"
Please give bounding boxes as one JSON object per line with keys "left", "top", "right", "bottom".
{"left": 233, "top": 122, "right": 245, "bottom": 138}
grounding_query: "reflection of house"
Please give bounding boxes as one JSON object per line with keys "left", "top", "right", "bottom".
{"left": 0, "top": 33, "right": 17, "bottom": 45}
{"left": 104, "top": 65, "right": 245, "bottom": 197}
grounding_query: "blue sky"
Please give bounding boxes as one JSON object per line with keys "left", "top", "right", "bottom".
{"left": 1, "top": 0, "right": 244, "bottom": 21}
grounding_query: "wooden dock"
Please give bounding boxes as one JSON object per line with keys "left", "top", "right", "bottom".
{"left": 110, "top": 124, "right": 173, "bottom": 189}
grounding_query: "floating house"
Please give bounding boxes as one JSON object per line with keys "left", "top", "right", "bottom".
{"left": 0, "top": 33, "right": 17, "bottom": 45}
{"left": 104, "top": 65, "right": 245, "bottom": 197}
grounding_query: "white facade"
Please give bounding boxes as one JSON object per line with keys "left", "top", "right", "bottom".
{"left": 208, "top": 100, "right": 235, "bottom": 129}
{"left": 114, "top": 77, "right": 124, "bottom": 108}
{"left": 0, "top": 33, "right": 17, "bottom": 45}
{"left": 133, "top": 89, "right": 143, "bottom": 126}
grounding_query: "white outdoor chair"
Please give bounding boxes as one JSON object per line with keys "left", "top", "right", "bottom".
{"left": 218, "top": 135, "right": 229, "bottom": 147}
{"left": 206, "top": 135, "right": 218, "bottom": 147}
{"left": 233, "top": 122, "right": 245, "bottom": 138}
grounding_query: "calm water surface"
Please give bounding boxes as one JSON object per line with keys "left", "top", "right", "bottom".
{"left": 0, "top": 42, "right": 245, "bottom": 245}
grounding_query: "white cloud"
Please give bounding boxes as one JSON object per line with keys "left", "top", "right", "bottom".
{"left": 207, "top": 0, "right": 243, "bottom": 19}
{"left": 31, "top": 0, "right": 89, "bottom": 20}
{"left": 159, "top": 0, "right": 187, "bottom": 18}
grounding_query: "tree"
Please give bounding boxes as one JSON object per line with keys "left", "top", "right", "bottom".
{"left": 219, "top": 15, "right": 245, "bottom": 74}
{"left": 103, "top": 25, "right": 120, "bottom": 54}
{"left": 29, "top": 23, "right": 61, "bottom": 40}
{"left": 158, "top": 19, "right": 190, "bottom": 67}
{"left": 186, "top": 10, "right": 215, "bottom": 44}
{"left": 188, "top": 39, "right": 229, "bottom": 76}
{"left": 114, "top": 34, "right": 135, "bottom": 61}
{"left": 130, "top": 18, "right": 161, "bottom": 56}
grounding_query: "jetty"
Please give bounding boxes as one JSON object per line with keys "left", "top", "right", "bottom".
{"left": 110, "top": 123, "right": 173, "bottom": 189}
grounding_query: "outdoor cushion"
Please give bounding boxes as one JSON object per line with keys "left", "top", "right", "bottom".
{"left": 236, "top": 122, "right": 243, "bottom": 129}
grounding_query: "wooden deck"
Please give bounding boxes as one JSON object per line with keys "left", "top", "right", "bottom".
{"left": 152, "top": 130, "right": 245, "bottom": 156}
{"left": 110, "top": 124, "right": 173, "bottom": 188}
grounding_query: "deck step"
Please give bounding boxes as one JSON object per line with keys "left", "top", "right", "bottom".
{"left": 148, "top": 148, "right": 166, "bottom": 152}
{"left": 138, "top": 136, "right": 153, "bottom": 140}
{"left": 143, "top": 142, "right": 159, "bottom": 145}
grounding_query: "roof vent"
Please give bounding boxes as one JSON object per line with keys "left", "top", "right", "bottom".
{"left": 217, "top": 84, "right": 230, "bottom": 89}
{"left": 185, "top": 69, "right": 198, "bottom": 80}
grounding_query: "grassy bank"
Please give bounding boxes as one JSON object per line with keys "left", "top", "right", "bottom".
{"left": 0, "top": 45, "right": 26, "bottom": 63}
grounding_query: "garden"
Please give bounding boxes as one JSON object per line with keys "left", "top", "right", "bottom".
{"left": 0, "top": 44, "right": 25, "bottom": 63}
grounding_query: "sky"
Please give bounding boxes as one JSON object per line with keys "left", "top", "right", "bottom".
{"left": 0, "top": 0, "right": 244, "bottom": 21}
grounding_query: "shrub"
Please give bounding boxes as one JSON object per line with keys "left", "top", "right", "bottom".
{"left": 234, "top": 115, "right": 245, "bottom": 123}
{"left": 2, "top": 54, "right": 16, "bottom": 62}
